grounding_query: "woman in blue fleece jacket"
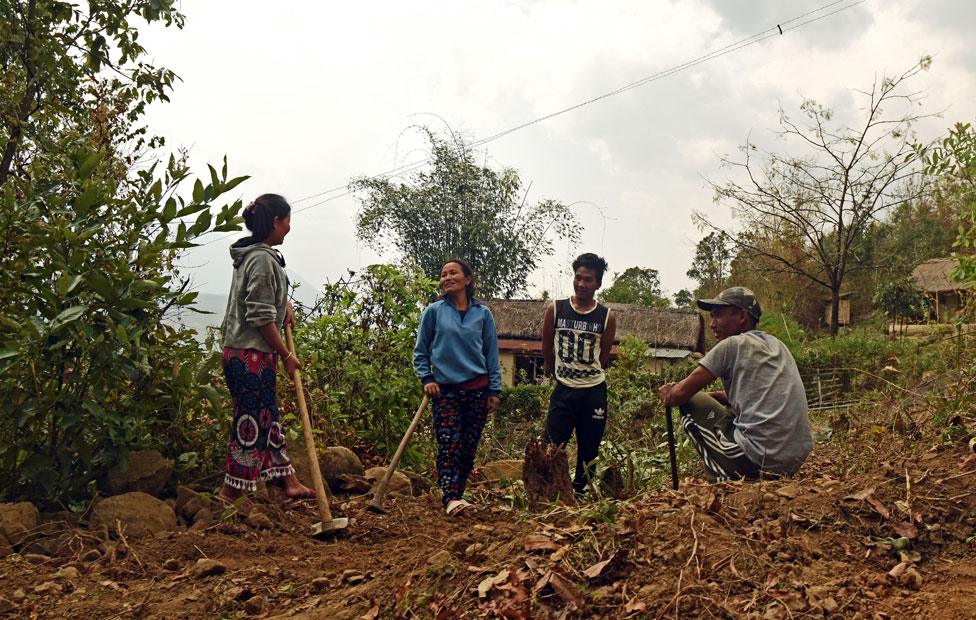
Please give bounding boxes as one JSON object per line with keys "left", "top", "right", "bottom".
{"left": 414, "top": 259, "right": 502, "bottom": 515}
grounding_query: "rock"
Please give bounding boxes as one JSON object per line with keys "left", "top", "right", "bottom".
{"left": 174, "top": 486, "right": 213, "bottom": 521}
{"left": 474, "top": 459, "right": 523, "bottom": 484}
{"left": 246, "top": 511, "right": 274, "bottom": 529}
{"left": 55, "top": 566, "right": 81, "bottom": 580}
{"left": 244, "top": 595, "right": 266, "bottom": 614}
{"left": 98, "top": 449, "right": 174, "bottom": 497}
{"left": 310, "top": 577, "right": 330, "bottom": 592}
{"left": 162, "top": 558, "right": 180, "bottom": 571}
{"left": 0, "top": 596, "right": 13, "bottom": 613}
{"left": 427, "top": 550, "right": 453, "bottom": 569}
{"left": 899, "top": 567, "right": 923, "bottom": 590}
{"left": 191, "top": 558, "right": 226, "bottom": 578}
{"left": 336, "top": 474, "right": 371, "bottom": 494}
{"left": 11, "top": 589, "right": 25, "bottom": 603}
{"left": 775, "top": 483, "right": 802, "bottom": 499}
{"left": 321, "top": 447, "right": 365, "bottom": 490}
{"left": 365, "top": 467, "right": 412, "bottom": 497}
{"left": 290, "top": 443, "right": 365, "bottom": 494}
{"left": 191, "top": 508, "right": 214, "bottom": 529}
{"left": 34, "top": 581, "right": 62, "bottom": 595}
{"left": 90, "top": 492, "right": 178, "bottom": 538}
{"left": 820, "top": 597, "right": 839, "bottom": 613}
{"left": 0, "top": 532, "right": 13, "bottom": 557}
{"left": 341, "top": 569, "right": 365, "bottom": 584}
{"left": 0, "top": 501, "right": 39, "bottom": 546}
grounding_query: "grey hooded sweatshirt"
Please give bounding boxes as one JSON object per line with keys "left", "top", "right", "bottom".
{"left": 222, "top": 242, "right": 288, "bottom": 352}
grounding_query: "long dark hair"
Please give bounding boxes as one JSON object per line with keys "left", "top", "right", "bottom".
{"left": 233, "top": 193, "right": 291, "bottom": 248}
{"left": 441, "top": 258, "right": 476, "bottom": 300}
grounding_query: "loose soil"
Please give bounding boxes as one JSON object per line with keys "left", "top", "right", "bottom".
{"left": 3, "top": 417, "right": 975, "bottom": 619}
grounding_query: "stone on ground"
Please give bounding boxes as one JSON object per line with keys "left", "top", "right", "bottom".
{"left": 473, "top": 459, "right": 523, "bottom": 484}
{"left": 365, "top": 466, "right": 412, "bottom": 497}
{"left": 98, "top": 449, "right": 174, "bottom": 497}
{"left": 191, "top": 558, "right": 227, "bottom": 578}
{"left": 0, "top": 502, "right": 39, "bottom": 547}
{"left": 288, "top": 442, "right": 365, "bottom": 494}
{"left": 90, "top": 492, "right": 177, "bottom": 538}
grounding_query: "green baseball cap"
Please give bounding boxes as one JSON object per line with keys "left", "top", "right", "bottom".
{"left": 696, "top": 286, "right": 762, "bottom": 320}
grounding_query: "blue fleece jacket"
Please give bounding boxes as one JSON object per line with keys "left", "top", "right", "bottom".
{"left": 413, "top": 298, "right": 502, "bottom": 395}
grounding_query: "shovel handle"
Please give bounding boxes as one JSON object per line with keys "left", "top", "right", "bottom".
{"left": 369, "top": 394, "right": 430, "bottom": 509}
{"left": 665, "top": 405, "right": 679, "bottom": 490}
{"left": 285, "top": 324, "right": 334, "bottom": 523}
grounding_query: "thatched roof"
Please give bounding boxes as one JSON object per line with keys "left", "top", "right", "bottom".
{"left": 484, "top": 299, "right": 704, "bottom": 352}
{"left": 910, "top": 258, "right": 970, "bottom": 293}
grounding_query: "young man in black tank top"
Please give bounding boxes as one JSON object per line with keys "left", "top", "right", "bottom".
{"left": 541, "top": 253, "right": 617, "bottom": 497}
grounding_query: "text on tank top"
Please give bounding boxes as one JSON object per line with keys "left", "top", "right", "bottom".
{"left": 553, "top": 298, "right": 610, "bottom": 388}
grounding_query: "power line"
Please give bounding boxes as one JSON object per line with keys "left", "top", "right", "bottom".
{"left": 203, "top": 0, "right": 867, "bottom": 246}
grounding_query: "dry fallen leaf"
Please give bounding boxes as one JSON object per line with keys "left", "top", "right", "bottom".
{"left": 477, "top": 569, "right": 510, "bottom": 599}
{"left": 893, "top": 521, "right": 919, "bottom": 539}
{"left": 866, "top": 496, "right": 890, "bottom": 519}
{"left": 523, "top": 534, "right": 561, "bottom": 552}
{"left": 582, "top": 558, "right": 613, "bottom": 580}
{"left": 624, "top": 597, "right": 647, "bottom": 613}
{"left": 548, "top": 571, "right": 584, "bottom": 609}
{"left": 359, "top": 605, "right": 380, "bottom": 620}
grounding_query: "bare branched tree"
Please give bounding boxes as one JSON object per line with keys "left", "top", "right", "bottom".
{"left": 702, "top": 58, "right": 934, "bottom": 334}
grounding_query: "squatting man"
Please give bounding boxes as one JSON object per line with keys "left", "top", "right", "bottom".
{"left": 658, "top": 287, "right": 813, "bottom": 482}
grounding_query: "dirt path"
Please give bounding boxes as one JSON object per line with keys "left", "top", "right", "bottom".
{"left": 4, "top": 439, "right": 975, "bottom": 619}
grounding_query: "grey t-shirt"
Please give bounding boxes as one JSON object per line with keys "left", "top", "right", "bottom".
{"left": 698, "top": 330, "right": 812, "bottom": 475}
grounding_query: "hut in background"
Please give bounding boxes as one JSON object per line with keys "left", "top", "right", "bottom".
{"left": 485, "top": 299, "right": 705, "bottom": 386}
{"left": 910, "top": 258, "right": 972, "bottom": 322}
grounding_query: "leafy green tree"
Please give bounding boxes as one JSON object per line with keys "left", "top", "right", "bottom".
{"left": 873, "top": 277, "right": 927, "bottom": 330}
{"left": 686, "top": 231, "right": 732, "bottom": 298}
{"left": 1, "top": 0, "right": 181, "bottom": 185}
{"left": 705, "top": 59, "right": 932, "bottom": 335}
{"left": 0, "top": 2, "right": 248, "bottom": 505}
{"left": 921, "top": 121, "right": 976, "bottom": 287}
{"left": 353, "top": 129, "right": 580, "bottom": 299}
{"left": 599, "top": 267, "right": 669, "bottom": 307}
{"left": 673, "top": 289, "right": 694, "bottom": 308}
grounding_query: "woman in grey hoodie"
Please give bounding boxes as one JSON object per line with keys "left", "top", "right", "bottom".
{"left": 217, "top": 194, "right": 312, "bottom": 507}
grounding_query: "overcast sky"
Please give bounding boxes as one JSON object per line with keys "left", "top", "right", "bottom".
{"left": 140, "top": 0, "right": 976, "bottom": 303}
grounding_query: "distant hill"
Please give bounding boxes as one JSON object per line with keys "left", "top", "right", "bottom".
{"left": 167, "top": 268, "right": 320, "bottom": 341}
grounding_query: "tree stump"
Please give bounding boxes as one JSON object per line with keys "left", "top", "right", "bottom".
{"left": 522, "top": 439, "right": 576, "bottom": 511}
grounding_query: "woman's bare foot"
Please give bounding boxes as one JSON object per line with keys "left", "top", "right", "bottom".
{"left": 281, "top": 474, "right": 315, "bottom": 499}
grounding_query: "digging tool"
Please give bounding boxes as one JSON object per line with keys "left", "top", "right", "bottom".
{"left": 285, "top": 324, "right": 348, "bottom": 537}
{"left": 665, "top": 405, "right": 679, "bottom": 490}
{"left": 367, "top": 394, "right": 430, "bottom": 513}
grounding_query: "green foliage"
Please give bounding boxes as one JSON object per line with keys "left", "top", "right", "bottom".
{"left": 296, "top": 264, "right": 438, "bottom": 462}
{"left": 1, "top": 0, "right": 183, "bottom": 185}
{"left": 758, "top": 312, "right": 808, "bottom": 354}
{"left": 922, "top": 121, "right": 976, "bottom": 289}
{"left": 873, "top": 277, "right": 927, "bottom": 324}
{"left": 673, "top": 288, "right": 694, "bottom": 308}
{"left": 599, "top": 266, "right": 669, "bottom": 307}
{"left": 0, "top": 151, "right": 247, "bottom": 504}
{"left": 352, "top": 128, "right": 581, "bottom": 299}
{"left": 707, "top": 59, "right": 931, "bottom": 334}
{"left": 686, "top": 231, "right": 732, "bottom": 298}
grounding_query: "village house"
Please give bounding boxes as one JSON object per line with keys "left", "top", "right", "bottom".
{"left": 910, "top": 258, "right": 972, "bottom": 322}
{"left": 485, "top": 299, "right": 705, "bottom": 386}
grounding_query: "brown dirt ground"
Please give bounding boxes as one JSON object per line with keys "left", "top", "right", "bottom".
{"left": 3, "top": 415, "right": 975, "bottom": 619}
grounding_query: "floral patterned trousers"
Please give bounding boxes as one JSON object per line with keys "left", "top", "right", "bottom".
{"left": 221, "top": 347, "right": 294, "bottom": 491}
{"left": 432, "top": 387, "right": 489, "bottom": 505}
